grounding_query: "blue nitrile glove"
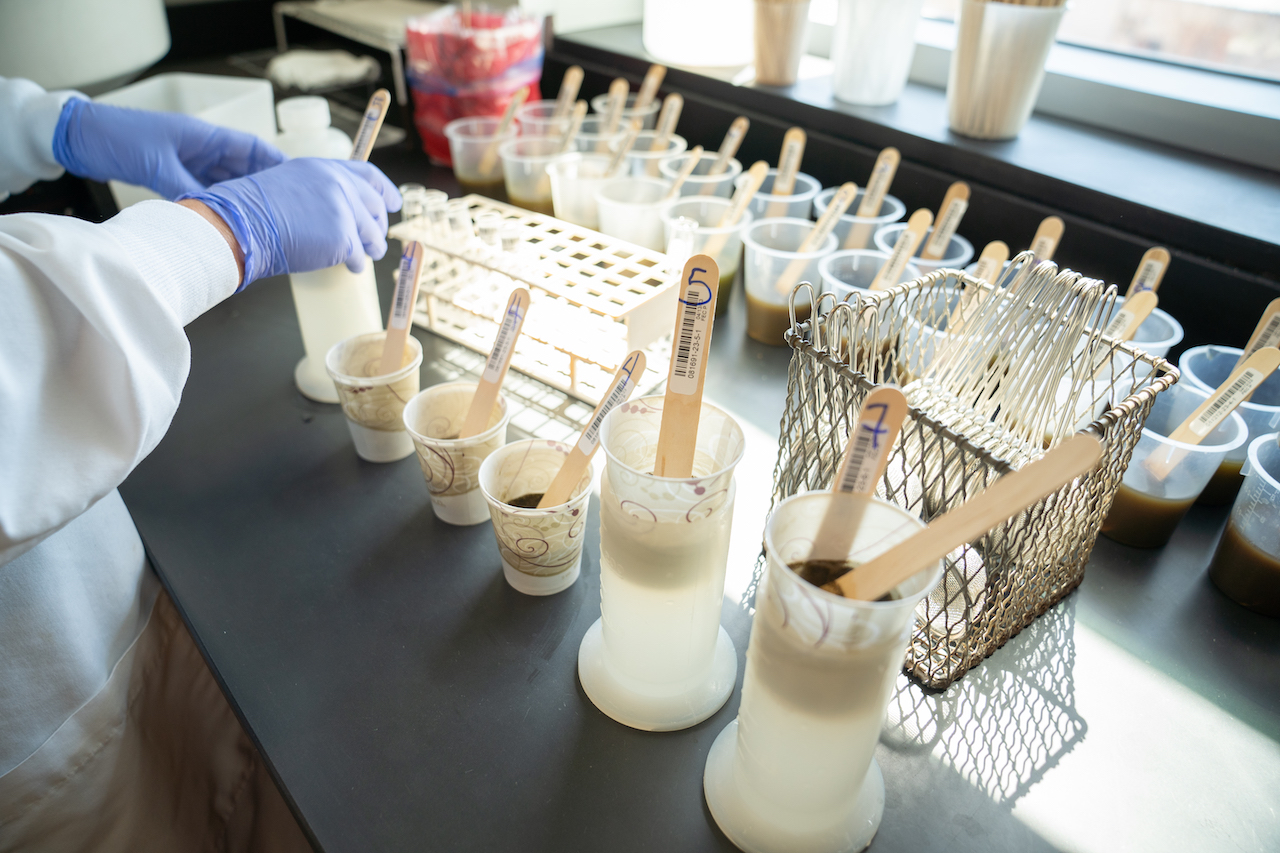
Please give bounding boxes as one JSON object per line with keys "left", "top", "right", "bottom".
{"left": 52, "top": 97, "right": 286, "bottom": 199}
{"left": 180, "top": 158, "right": 402, "bottom": 286}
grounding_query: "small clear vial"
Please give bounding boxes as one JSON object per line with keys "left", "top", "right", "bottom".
{"left": 476, "top": 211, "right": 503, "bottom": 248}
{"left": 665, "top": 216, "right": 699, "bottom": 275}
{"left": 423, "top": 189, "right": 448, "bottom": 232}
{"left": 500, "top": 222, "right": 524, "bottom": 255}
{"left": 398, "top": 183, "right": 428, "bottom": 223}
{"left": 447, "top": 199, "right": 474, "bottom": 241}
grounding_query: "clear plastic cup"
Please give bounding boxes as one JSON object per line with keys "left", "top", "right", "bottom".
{"left": 659, "top": 196, "right": 754, "bottom": 314}
{"left": 899, "top": 283, "right": 965, "bottom": 381}
{"left": 1209, "top": 432, "right": 1280, "bottom": 617}
{"left": 812, "top": 186, "right": 906, "bottom": 248}
{"left": 515, "top": 99, "right": 569, "bottom": 136}
{"left": 612, "top": 131, "right": 687, "bottom": 178}
{"left": 658, "top": 151, "right": 743, "bottom": 199}
{"left": 577, "top": 396, "right": 746, "bottom": 732}
{"left": 1179, "top": 344, "right": 1280, "bottom": 505}
{"left": 1100, "top": 381, "right": 1248, "bottom": 548}
{"left": 742, "top": 217, "right": 838, "bottom": 346}
{"left": 736, "top": 169, "right": 821, "bottom": 221}
{"left": 1096, "top": 300, "right": 1184, "bottom": 359}
{"left": 874, "top": 221, "right": 975, "bottom": 275}
{"left": 589, "top": 92, "right": 661, "bottom": 130}
{"left": 831, "top": 0, "right": 925, "bottom": 106}
{"left": 573, "top": 115, "right": 627, "bottom": 155}
{"left": 478, "top": 438, "right": 594, "bottom": 596}
{"left": 325, "top": 332, "right": 422, "bottom": 463}
{"left": 547, "top": 152, "right": 613, "bottom": 228}
{"left": 595, "top": 176, "right": 672, "bottom": 251}
{"left": 499, "top": 136, "right": 561, "bottom": 215}
{"left": 444, "top": 116, "right": 519, "bottom": 199}
{"left": 703, "top": 491, "right": 942, "bottom": 853}
{"left": 402, "top": 382, "right": 511, "bottom": 526}
{"left": 819, "top": 249, "right": 923, "bottom": 301}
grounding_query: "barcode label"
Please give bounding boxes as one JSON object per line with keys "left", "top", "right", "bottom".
{"left": 1031, "top": 235, "right": 1055, "bottom": 260}
{"left": 777, "top": 142, "right": 802, "bottom": 185}
{"left": 1104, "top": 308, "right": 1136, "bottom": 339}
{"left": 577, "top": 355, "right": 641, "bottom": 455}
{"left": 388, "top": 250, "right": 417, "bottom": 330}
{"left": 837, "top": 402, "right": 891, "bottom": 494}
{"left": 351, "top": 103, "right": 382, "bottom": 157}
{"left": 483, "top": 298, "right": 525, "bottom": 383}
{"left": 880, "top": 228, "right": 916, "bottom": 287}
{"left": 864, "top": 160, "right": 893, "bottom": 203}
{"left": 973, "top": 257, "right": 999, "bottom": 283}
{"left": 1190, "top": 368, "right": 1263, "bottom": 437}
{"left": 1245, "top": 313, "right": 1280, "bottom": 357}
{"left": 668, "top": 267, "right": 714, "bottom": 395}
{"left": 1132, "top": 258, "right": 1165, "bottom": 293}
{"left": 924, "top": 199, "right": 968, "bottom": 257}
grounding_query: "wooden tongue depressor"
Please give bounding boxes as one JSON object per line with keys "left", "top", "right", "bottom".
{"left": 654, "top": 255, "right": 721, "bottom": 478}
{"left": 708, "top": 116, "right": 750, "bottom": 177}
{"left": 459, "top": 288, "right": 532, "bottom": 439}
{"left": 1235, "top": 298, "right": 1280, "bottom": 367}
{"left": 552, "top": 65, "right": 584, "bottom": 119}
{"left": 843, "top": 146, "right": 901, "bottom": 250}
{"left": 765, "top": 127, "right": 807, "bottom": 218}
{"left": 945, "top": 240, "right": 1009, "bottom": 336}
{"left": 665, "top": 145, "right": 705, "bottom": 199}
{"left": 601, "top": 77, "right": 630, "bottom": 136}
{"left": 650, "top": 93, "right": 684, "bottom": 150}
{"left": 377, "top": 241, "right": 425, "bottom": 374}
{"left": 920, "top": 181, "right": 971, "bottom": 261}
{"left": 1125, "top": 247, "right": 1171, "bottom": 297}
{"left": 1103, "top": 289, "right": 1158, "bottom": 342}
{"left": 772, "top": 181, "right": 858, "bottom": 296}
{"left": 605, "top": 118, "right": 644, "bottom": 177}
{"left": 869, "top": 208, "right": 933, "bottom": 291}
{"left": 557, "top": 99, "right": 588, "bottom": 153}
{"left": 634, "top": 63, "right": 667, "bottom": 111}
{"left": 477, "top": 86, "right": 529, "bottom": 178}
{"left": 537, "top": 351, "right": 647, "bottom": 508}
{"left": 349, "top": 88, "right": 391, "bottom": 162}
{"left": 1030, "top": 215, "right": 1065, "bottom": 261}
{"left": 835, "top": 434, "right": 1104, "bottom": 601}
{"left": 808, "top": 386, "right": 910, "bottom": 565}
{"left": 699, "top": 160, "right": 769, "bottom": 261}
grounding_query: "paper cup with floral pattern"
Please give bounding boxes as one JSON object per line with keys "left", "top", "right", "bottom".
{"left": 324, "top": 331, "right": 422, "bottom": 463}
{"left": 402, "top": 381, "right": 510, "bottom": 526}
{"left": 479, "top": 439, "right": 594, "bottom": 596}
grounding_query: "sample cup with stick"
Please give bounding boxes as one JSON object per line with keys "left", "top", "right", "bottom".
{"left": 611, "top": 131, "right": 687, "bottom": 178}
{"left": 742, "top": 217, "right": 838, "bottom": 346}
{"left": 738, "top": 169, "right": 821, "bottom": 220}
{"left": 819, "top": 250, "right": 922, "bottom": 302}
{"left": 595, "top": 176, "right": 673, "bottom": 251}
{"left": 660, "top": 196, "right": 754, "bottom": 315}
{"left": 325, "top": 332, "right": 423, "bottom": 463}
{"left": 658, "top": 151, "right": 743, "bottom": 199}
{"left": 515, "top": 99, "right": 569, "bottom": 135}
{"left": 589, "top": 92, "right": 661, "bottom": 129}
{"left": 874, "top": 221, "right": 974, "bottom": 276}
{"left": 499, "top": 135, "right": 562, "bottom": 215}
{"left": 1096, "top": 300, "right": 1183, "bottom": 360}
{"left": 813, "top": 186, "right": 905, "bottom": 248}
{"left": 479, "top": 439, "right": 594, "bottom": 595}
{"left": 402, "top": 382, "right": 511, "bottom": 525}
{"left": 577, "top": 396, "right": 746, "bottom": 731}
{"left": 1208, "top": 432, "right": 1280, "bottom": 617}
{"left": 703, "top": 490, "right": 942, "bottom": 853}
{"left": 547, "top": 152, "right": 613, "bottom": 228}
{"left": 444, "top": 116, "right": 520, "bottom": 199}
{"left": 571, "top": 115, "right": 627, "bottom": 154}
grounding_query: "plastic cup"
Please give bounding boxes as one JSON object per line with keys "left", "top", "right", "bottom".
{"left": 1100, "top": 381, "right": 1248, "bottom": 548}
{"left": 898, "top": 283, "right": 965, "bottom": 381}
{"left": 515, "top": 99, "right": 569, "bottom": 136}
{"left": 874, "top": 221, "right": 975, "bottom": 275}
{"left": 1179, "top": 344, "right": 1280, "bottom": 505}
{"left": 831, "top": 0, "right": 925, "bottom": 106}
{"left": 572, "top": 115, "right": 627, "bottom": 155}
{"left": 703, "top": 491, "right": 942, "bottom": 853}
{"left": 658, "top": 151, "right": 743, "bottom": 199}
{"left": 499, "top": 136, "right": 561, "bottom": 215}
{"left": 612, "top": 131, "right": 687, "bottom": 178}
{"left": 1096, "top": 300, "right": 1184, "bottom": 360}
{"left": 595, "top": 177, "right": 672, "bottom": 251}
{"left": 589, "top": 92, "right": 661, "bottom": 130}
{"left": 819, "top": 249, "right": 923, "bottom": 301}
{"left": 478, "top": 439, "right": 594, "bottom": 596}
{"left": 444, "top": 117, "right": 519, "bottom": 199}
{"left": 660, "top": 196, "right": 754, "bottom": 314}
{"left": 1208, "top": 432, "right": 1280, "bottom": 617}
{"left": 742, "top": 217, "right": 838, "bottom": 346}
{"left": 577, "top": 396, "right": 746, "bottom": 731}
{"left": 812, "top": 186, "right": 906, "bottom": 248}
{"left": 402, "top": 382, "right": 511, "bottom": 526}
{"left": 546, "top": 152, "right": 613, "bottom": 228}
{"left": 736, "top": 169, "right": 821, "bottom": 221}
{"left": 325, "top": 332, "right": 422, "bottom": 463}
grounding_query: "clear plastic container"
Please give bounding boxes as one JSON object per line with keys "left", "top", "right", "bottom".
{"left": 444, "top": 116, "right": 520, "bottom": 200}
{"left": 1096, "top": 300, "right": 1184, "bottom": 359}
{"left": 660, "top": 196, "right": 754, "bottom": 315}
{"left": 742, "top": 217, "right": 838, "bottom": 346}
{"left": 831, "top": 0, "right": 925, "bottom": 106}
{"left": 819, "top": 249, "right": 923, "bottom": 302}
{"left": 898, "top": 283, "right": 964, "bottom": 381}
{"left": 589, "top": 92, "right": 661, "bottom": 130}
{"left": 515, "top": 99, "right": 569, "bottom": 136}
{"left": 577, "top": 395, "right": 746, "bottom": 731}
{"left": 703, "top": 491, "right": 942, "bottom": 853}
{"left": 324, "top": 332, "right": 422, "bottom": 463}
{"left": 547, "top": 152, "right": 613, "bottom": 228}
{"left": 478, "top": 438, "right": 594, "bottom": 596}
{"left": 1100, "top": 381, "right": 1248, "bottom": 548}
{"left": 399, "top": 183, "right": 429, "bottom": 224}
{"left": 498, "top": 135, "right": 561, "bottom": 215}
{"left": 874, "top": 221, "right": 975, "bottom": 276}
{"left": 658, "top": 151, "right": 743, "bottom": 199}
{"left": 812, "top": 186, "right": 906, "bottom": 249}
{"left": 1179, "top": 344, "right": 1280, "bottom": 505}
{"left": 572, "top": 115, "right": 627, "bottom": 155}
{"left": 737, "top": 169, "right": 821, "bottom": 221}
{"left": 402, "top": 382, "right": 511, "bottom": 526}
{"left": 612, "top": 131, "right": 688, "bottom": 178}
{"left": 1208, "top": 433, "right": 1280, "bottom": 617}
{"left": 595, "top": 177, "right": 673, "bottom": 251}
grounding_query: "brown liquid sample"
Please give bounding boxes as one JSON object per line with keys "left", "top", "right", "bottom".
{"left": 715, "top": 269, "right": 735, "bottom": 317}
{"left": 507, "top": 492, "right": 545, "bottom": 509}
{"left": 789, "top": 560, "right": 898, "bottom": 601}
{"left": 1101, "top": 483, "right": 1196, "bottom": 548}
{"left": 507, "top": 192, "right": 556, "bottom": 216}
{"left": 1209, "top": 522, "right": 1280, "bottom": 617}
{"left": 746, "top": 292, "right": 809, "bottom": 346}
{"left": 457, "top": 177, "right": 508, "bottom": 202}
{"left": 1196, "top": 457, "right": 1245, "bottom": 507}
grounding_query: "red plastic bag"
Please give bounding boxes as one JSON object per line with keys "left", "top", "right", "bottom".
{"left": 406, "top": 5, "right": 544, "bottom": 163}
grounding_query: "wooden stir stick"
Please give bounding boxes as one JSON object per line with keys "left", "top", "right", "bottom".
{"left": 634, "top": 63, "right": 667, "bottom": 111}
{"left": 665, "top": 145, "right": 705, "bottom": 199}
{"left": 843, "top": 146, "right": 900, "bottom": 249}
{"left": 1103, "top": 289, "right": 1159, "bottom": 342}
{"left": 552, "top": 65, "right": 584, "bottom": 119}
{"left": 601, "top": 77, "right": 630, "bottom": 136}
{"left": 349, "top": 88, "right": 391, "bottom": 162}
{"left": 870, "top": 208, "right": 933, "bottom": 291}
{"left": 765, "top": 127, "right": 806, "bottom": 218}
{"left": 605, "top": 118, "right": 644, "bottom": 177}
{"left": 650, "top": 93, "right": 683, "bottom": 151}
{"left": 699, "top": 160, "right": 769, "bottom": 260}
{"left": 1235, "top": 298, "right": 1280, "bottom": 367}
{"left": 537, "top": 351, "right": 647, "bottom": 508}
{"left": 920, "top": 181, "right": 971, "bottom": 261}
{"left": 945, "top": 240, "right": 1008, "bottom": 337}
{"left": 459, "top": 288, "right": 532, "bottom": 438}
{"left": 654, "top": 255, "right": 721, "bottom": 478}
{"left": 477, "top": 86, "right": 529, "bottom": 178}
{"left": 1030, "top": 216, "right": 1065, "bottom": 261}
{"left": 376, "top": 241, "right": 425, "bottom": 374}
{"left": 772, "top": 181, "right": 858, "bottom": 296}
{"left": 707, "top": 117, "right": 749, "bottom": 177}
{"left": 834, "top": 434, "right": 1104, "bottom": 601}
{"left": 556, "top": 99, "right": 588, "bottom": 153}
{"left": 1124, "top": 247, "right": 1171, "bottom": 297}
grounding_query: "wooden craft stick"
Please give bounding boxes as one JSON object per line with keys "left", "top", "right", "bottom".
{"left": 665, "top": 145, "right": 705, "bottom": 199}
{"left": 1125, "top": 247, "right": 1171, "bottom": 297}
{"left": 835, "top": 434, "right": 1103, "bottom": 601}
{"left": 765, "top": 127, "right": 806, "bottom": 218}
{"left": 773, "top": 181, "right": 858, "bottom": 296}
{"left": 843, "top": 147, "right": 900, "bottom": 249}
{"left": 605, "top": 118, "right": 644, "bottom": 177}
{"left": 650, "top": 93, "right": 683, "bottom": 150}
{"left": 708, "top": 116, "right": 749, "bottom": 177}
{"left": 349, "top": 88, "right": 391, "bottom": 162}
{"left": 654, "top": 255, "right": 720, "bottom": 478}
{"left": 377, "top": 241, "right": 425, "bottom": 374}
{"left": 537, "top": 351, "right": 646, "bottom": 508}
{"left": 601, "top": 77, "right": 630, "bottom": 136}
{"left": 945, "top": 240, "right": 1008, "bottom": 336}
{"left": 634, "top": 63, "right": 667, "bottom": 111}
{"left": 1235, "top": 298, "right": 1280, "bottom": 367}
{"left": 459, "top": 288, "right": 531, "bottom": 438}
{"left": 1103, "top": 290, "right": 1158, "bottom": 342}
{"left": 920, "top": 181, "right": 971, "bottom": 261}
{"left": 552, "top": 65, "right": 584, "bottom": 119}
{"left": 477, "top": 86, "right": 529, "bottom": 178}
{"left": 870, "top": 208, "right": 933, "bottom": 291}
{"left": 557, "top": 99, "right": 588, "bottom": 153}
{"left": 1030, "top": 216, "right": 1065, "bottom": 261}
{"left": 700, "top": 160, "right": 769, "bottom": 260}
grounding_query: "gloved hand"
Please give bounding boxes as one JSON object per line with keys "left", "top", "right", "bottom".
{"left": 52, "top": 97, "right": 286, "bottom": 200}
{"left": 180, "top": 158, "right": 402, "bottom": 285}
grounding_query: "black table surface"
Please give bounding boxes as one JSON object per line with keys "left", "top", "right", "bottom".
{"left": 119, "top": 162, "right": 1280, "bottom": 853}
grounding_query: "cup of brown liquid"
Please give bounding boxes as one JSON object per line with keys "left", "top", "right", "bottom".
{"left": 1208, "top": 432, "right": 1280, "bottom": 617}
{"left": 742, "top": 217, "right": 837, "bottom": 346}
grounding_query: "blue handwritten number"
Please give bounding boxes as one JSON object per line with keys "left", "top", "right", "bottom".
{"left": 621, "top": 352, "right": 641, "bottom": 381}
{"left": 860, "top": 402, "right": 889, "bottom": 449}
{"left": 680, "top": 266, "right": 713, "bottom": 307}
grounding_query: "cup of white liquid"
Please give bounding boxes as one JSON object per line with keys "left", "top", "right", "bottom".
{"left": 325, "top": 332, "right": 421, "bottom": 463}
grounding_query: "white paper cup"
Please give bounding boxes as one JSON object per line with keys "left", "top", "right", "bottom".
{"left": 325, "top": 332, "right": 421, "bottom": 463}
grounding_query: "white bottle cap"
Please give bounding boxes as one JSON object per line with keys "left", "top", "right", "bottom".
{"left": 276, "top": 96, "right": 331, "bottom": 133}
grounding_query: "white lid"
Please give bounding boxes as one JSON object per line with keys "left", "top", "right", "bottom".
{"left": 276, "top": 96, "right": 330, "bottom": 132}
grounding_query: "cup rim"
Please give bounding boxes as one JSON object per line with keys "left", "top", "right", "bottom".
{"left": 589, "top": 92, "right": 662, "bottom": 115}
{"left": 599, "top": 395, "right": 746, "bottom": 484}
{"left": 658, "top": 196, "right": 752, "bottom": 234}
{"left": 402, "top": 381, "right": 511, "bottom": 446}
{"left": 1179, "top": 344, "right": 1278, "bottom": 413}
{"left": 610, "top": 131, "right": 687, "bottom": 158}
{"left": 1141, "top": 383, "right": 1249, "bottom": 454}
{"left": 657, "top": 152, "right": 743, "bottom": 182}
{"left": 546, "top": 151, "right": 612, "bottom": 177}
{"left": 874, "top": 222, "right": 975, "bottom": 265}
{"left": 444, "top": 116, "right": 519, "bottom": 141}
{"left": 813, "top": 185, "right": 906, "bottom": 224}
{"left": 735, "top": 169, "right": 820, "bottom": 202}
{"left": 819, "top": 249, "right": 922, "bottom": 294}
{"left": 743, "top": 216, "right": 839, "bottom": 258}
{"left": 324, "top": 332, "right": 423, "bottom": 385}
{"left": 499, "top": 135, "right": 563, "bottom": 160}
{"left": 478, "top": 438, "right": 593, "bottom": 512}
{"left": 1246, "top": 432, "right": 1280, "bottom": 492}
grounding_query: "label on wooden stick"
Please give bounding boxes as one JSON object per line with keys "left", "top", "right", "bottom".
{"left": 669, "top": 263, "right": 716, "bottom": 396}
{"left": 1189, "top": 368, "right": 1266, "bottom": 437}
{"left": 483, "top": 294, "right": 527, "bottom": 383}
{"left": 577, "top": 351, "right": 643, "bottom": 456}
{"left": 388, "top": 244, "right": 421, "bottom": 330}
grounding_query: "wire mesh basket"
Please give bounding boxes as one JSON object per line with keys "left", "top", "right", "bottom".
{"left": 770, "top": 264, "right": 1178, "bottom": 688}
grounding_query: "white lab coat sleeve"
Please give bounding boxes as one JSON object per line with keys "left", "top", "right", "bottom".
{"left": 0, "top": 200, "right": 240, "bottom": 563}
{"left": 0, "top": 77, "right": 80, "bottom": 200}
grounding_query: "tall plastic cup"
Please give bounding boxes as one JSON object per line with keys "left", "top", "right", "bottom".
{"left": 743, "top": 218, "right": 837, "bottom": 346}
{"left": 660, "top": 196, "right": 754, "bottom": 314}
{"left": 831, "top": 0, "right": 925, "bottom": 106}
{"left": 1209, "top": 433, "right": 1280, "bottom": 617}
{"left": 577, "top": 396, "right": 746, "bottom": 731}
{"left": 595, "top": 177, "right": 672, "bottom": 251}
{"left": 874, "top": 222, "right": 974, "bottom": 276}
{"left": 444, "top": 116, "right": 519, "bottom": 199}
{"left": 325, "top": 332, "right": 422, "bottom": 463}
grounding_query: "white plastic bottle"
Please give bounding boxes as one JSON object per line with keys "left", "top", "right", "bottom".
{"left": 274, "top": 97, "right": 384, "bottom": 403}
